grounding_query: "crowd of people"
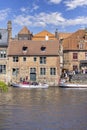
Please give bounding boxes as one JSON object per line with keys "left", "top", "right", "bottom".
{"left": 61, "top": 68, "right": 87, "bottom": 82}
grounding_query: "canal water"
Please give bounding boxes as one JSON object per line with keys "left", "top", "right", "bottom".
{"left": 0, "top": 87, "right": 87, "bottom": 130}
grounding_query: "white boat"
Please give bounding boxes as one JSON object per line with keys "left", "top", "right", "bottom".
{"left": 59, "top": 79, "right": 87, "bottom": 88}
{"left": 11, "top": 82, "right": 49, "bottom": 89}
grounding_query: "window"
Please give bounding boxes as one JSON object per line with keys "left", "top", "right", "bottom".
{"left": 41, "top": 46, "right": 46, "bottom": 51}
{"left": 23, "top": 37, "right": 28, "bottom": 40}
{"left": 22, "top": 46, "right": 28, "bottom": 51}
{"left": 0, "top": 65, "right": 6, "bottom": 74}
{"left": 30, "top": 68, "right": 36, "bottom": 73}
{"left": 73, "top": 53, "right": 78, "bottom": 60}
{"left": 19, "top": 37, "right": 28, "bottom": 40}
{"left": 34, "top": 57, "right": 37, "bottom": 62}
{"left": 23, "top": 56, "right": 26, "bottom": 61}
{"left": 19, "top": 37, "right": 22, "bottom": 40}
{"left": 12, "top": 68, "right": 19, "bottom": 76}
{"left": 13, "top": 56, "right": 19, "bottom": 62}
{"left": 40, "top": 57, "right": 46, "bottom": 64}
{"left": 0, "top": 50, "right": 6, "bottom": 58}
{"left": 73, "top": 65, "right": 78, "bottom": 71}
{"left": 85, "top": 53, "right": 87, "bottom": 60}
{"left": 40, "top": 68, "right": 46, "bottom": 75}
{"left": 79, "top": 43, "right": 84, "bottom": 49}
{"left": 50, "top": 68, "right": 56, "bottom": 75}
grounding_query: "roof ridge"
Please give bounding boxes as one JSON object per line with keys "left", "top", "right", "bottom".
{"left": 18, "top": 26, "right": 30, "bottom": 34}
{"left": 34, "top": 30, "right": 54, "bottom": 36}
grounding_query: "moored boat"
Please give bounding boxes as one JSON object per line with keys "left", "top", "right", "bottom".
{"left": 11, "top": 82, "right": 49, "bottom": 88}
{"left": 59, "top": 79, "right": 87, "bottom": 88}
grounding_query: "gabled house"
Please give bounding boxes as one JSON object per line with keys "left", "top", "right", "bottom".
{"left": 62, "top": 29, "right": 87, "bottom": 72}
{"left": 7, "top": 40, "right": 60, "bottom": 85}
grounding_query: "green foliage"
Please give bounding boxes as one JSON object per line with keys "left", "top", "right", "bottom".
{"left": 0, "top": 81, "right": 8, "bottom": 92}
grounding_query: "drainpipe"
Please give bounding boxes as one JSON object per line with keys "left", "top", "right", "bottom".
{"left": 59, "top": 38, "right": 64, "bottom": 76}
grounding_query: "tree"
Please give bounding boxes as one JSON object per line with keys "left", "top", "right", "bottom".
{"left": 0, "top": 81, "right": 8, "bottom": 92}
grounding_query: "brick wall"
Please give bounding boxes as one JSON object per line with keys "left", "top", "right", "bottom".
{"left": 7, "top": 56, "right": 60, "bottom": 86}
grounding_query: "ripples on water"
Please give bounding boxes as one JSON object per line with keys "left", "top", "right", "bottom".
{"left": 0, "top": 87, "right": 87, "bottom": 130}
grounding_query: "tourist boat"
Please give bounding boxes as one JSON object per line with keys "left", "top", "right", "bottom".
{"left": 59, "top": 79, "right": 87, "bottom": 88}
{"left": 11, "top": 82, "right": 49, "bottom": 89}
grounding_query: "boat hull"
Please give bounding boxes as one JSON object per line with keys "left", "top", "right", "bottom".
{"left": 59, "top": 83, "right": 87, "bottom": 88}
{"left": 12, "top": 83, "right": 49, "bottom": 88}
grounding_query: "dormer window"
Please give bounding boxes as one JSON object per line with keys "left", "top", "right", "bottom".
{"left": 79, "top": 43, "right": 84, "bottom": 49}
{"left": 41, "top": 46, "right": 46, "bottom": 51}
{"left": 78, "top": 40, "right": 84, "bottom": 49}
{"left": 22, "top": 46, "right": 28, "bottom": 51}
{"left": 22, "top": 46, "right": 28, "bottom": 55}
{"left": 0, "top": 33, "right": 2, "bottom": 39}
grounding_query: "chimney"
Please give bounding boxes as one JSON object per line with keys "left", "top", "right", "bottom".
{"left": 55, "top": 29, "right": 59, "bottom": 39}
{"left": 45, "top": 34, "right": 49, "bottom": 41}
{"left": 7, "top": 21, "right": 12, "bottom": 41}
{"left": 85, "top": 28, "right": 87, "bottom": 40}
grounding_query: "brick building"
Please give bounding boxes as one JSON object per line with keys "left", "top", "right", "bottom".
{"left": 63, "top": 29, "right": 87, "bottom": 72}
{"left": 7, "top": 40, "right": 60, "bottom": 86}
{"left": 2, "top": 21, "right": 87, "bottom": 85}
{"left": 0, "top": 21, "right": 12, "bottom": 82}
{"left": 5, "top": 23, "right": 60, "bottom": 86}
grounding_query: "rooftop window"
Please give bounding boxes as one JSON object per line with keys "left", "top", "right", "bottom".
{"left": 22, "top": 46, "right": 28, "bottom": 51}
{"left": 41, "top": 46, "right": 46, "bottom": 51}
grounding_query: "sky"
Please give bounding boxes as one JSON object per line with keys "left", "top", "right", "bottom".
{"left": 0, "top": 0, "right": 87, "bottom": 37}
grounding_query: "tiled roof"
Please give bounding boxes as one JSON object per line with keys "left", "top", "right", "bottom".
{"left": 32, "top": 30, "right": 56, "bottom": 40}
{"left": 8, "top": 40, "right": 59, "bottom": 56}
{"left": 62, "top": 29, "right": 86, "bottom": 50}
{"left": 33, "top": 30, "right": 72, "bottom": 40}
{"left": 18, "top": 26, "right": 30, "bottom": 34}
{"left": 59, "top": 32, "right": 72, "bottom": 39}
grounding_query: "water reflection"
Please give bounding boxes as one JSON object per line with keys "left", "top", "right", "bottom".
{"left": 0, "top": 87, "right": 87, "bottom": 130}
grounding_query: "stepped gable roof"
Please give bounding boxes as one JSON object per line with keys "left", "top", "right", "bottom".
{"left": 8, "top": 40, "right": 59, "bottom": 56}
{"left": 33, "top": 30, "right": 54, "bottom": 37}
{"left": 63, "top": 29, "right": 85, "bottom": 50}
{"left": 18, "top": 26, "right": 30, "bottom": 34}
